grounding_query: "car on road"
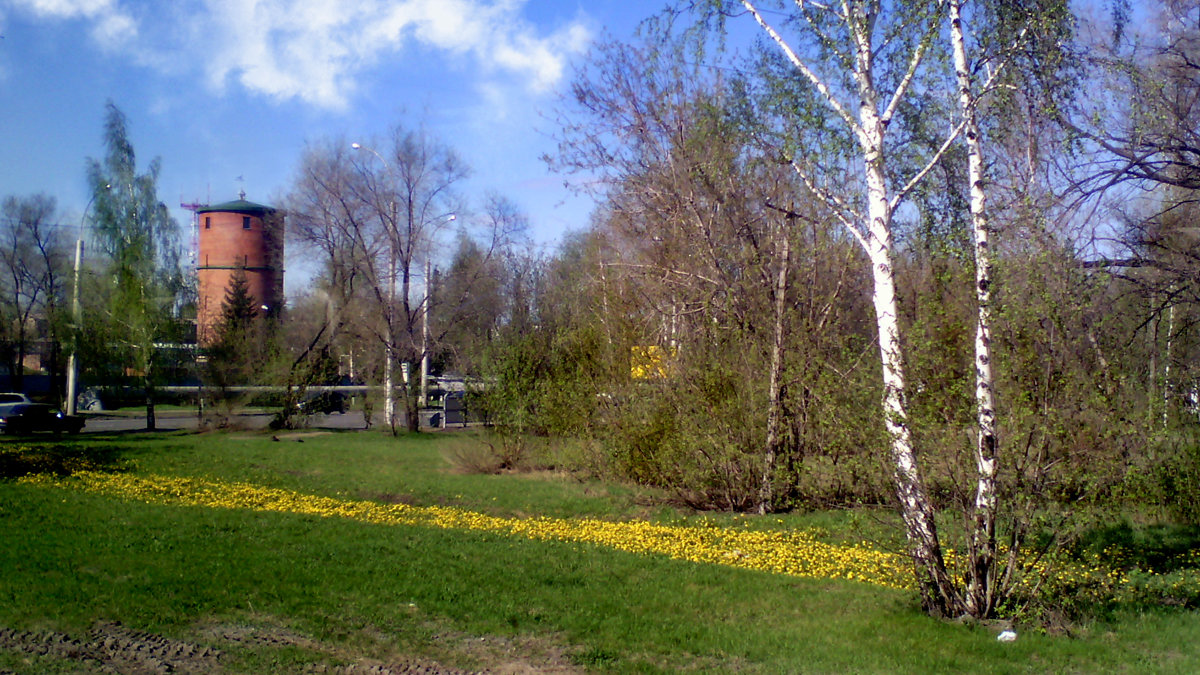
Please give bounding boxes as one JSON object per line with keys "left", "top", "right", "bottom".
{"left": 0, "top": 392, "right": 32, "bottom": 413}
{"left": 297, "top": 391, "right": 347, "bottom": 415}
{"left": 0, "top": 403, "right": 85, "bottom": 435}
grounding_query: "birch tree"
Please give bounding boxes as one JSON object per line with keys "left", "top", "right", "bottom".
{"left": 948, "top": 0, "right": 1076, "bottom": 616}
{"left": 290, "top": 128, "right": 537, "bottom": 433}
{"left": 286, "top": 136, "right": 378, "bottom": 427}
{"left": 698, "top": 0, "right": 1071, "bottom": 618}
{"left": 289, "top": 128, "right": 467, "bottom": 433}
{"left": 714, "top": 0, "right": 964, "bottom": 615}
{"left": 947, "top": 0, "right": 1004, "bottom": 621}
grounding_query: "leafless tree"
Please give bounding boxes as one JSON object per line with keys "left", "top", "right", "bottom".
{"left": 1064, "top": 1, "right": 1200, "bottom": 419}
{"left": 549, "top": 37, "right": 878, "bottom": 511}
{"left": 432, "top": 194, "right": 535, "bottom": 376}
{"left": 289, "top": 125, "right": 540, "bottom": 433}
{"left": 1064, "top": 1, "right": 1200, "bottom": 193}
{"left": 0, "top": 193, "right": 70, "bottom": 393}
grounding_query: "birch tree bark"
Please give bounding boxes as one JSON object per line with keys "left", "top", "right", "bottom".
{"left": 949, "top": 0, "right": 1000, "bottom": 619}
{"left": 740, "top": 0, "right": 961, "bottom": 615}
{"left": 759, "top": 223, "right": 791, "bottom": 514}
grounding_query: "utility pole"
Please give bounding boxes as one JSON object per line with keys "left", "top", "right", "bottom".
{"left": 420, "top": 258, "right": 431, "bottom": 407}
{"left": 66, "top": 184, "right": 109, "bottom": 416}
{"left": 65, "top": 237, "right": 84, "bottom": 416}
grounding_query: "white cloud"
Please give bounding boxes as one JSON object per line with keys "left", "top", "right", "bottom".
{"left": 5, "top": 0, "right": 137, "bottom": 47}
{"left": 197, "top": 0, "right": 591, "bottom": 109}
{"left": 13, "top": 0, "right": 113, "bottom": 15}
{"left": 91, "top": 8, "right": 133, "bottom": 45}
{"left": 3, "top": 0, "right": 591, "bottom": 109}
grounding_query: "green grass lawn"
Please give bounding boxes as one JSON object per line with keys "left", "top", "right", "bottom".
{"left": 2, "top": 430, "right": 1199, "bottom": 673}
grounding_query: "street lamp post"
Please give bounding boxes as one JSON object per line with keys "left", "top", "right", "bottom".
{"left": 420, "top": 258, "right": 432, "bottom": 407}
{"left": 419, "top": 214, "right": 454, "bottom": 408}
{"left": 65, "top": 239, "right": 84, "bottom": 416}
{"left": 66, "top": 185, "right": 108, "bottom": 416}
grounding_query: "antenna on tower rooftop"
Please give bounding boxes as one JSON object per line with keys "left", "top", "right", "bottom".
{"left": 181, "top": 199, "right": 205, "bottom": 266}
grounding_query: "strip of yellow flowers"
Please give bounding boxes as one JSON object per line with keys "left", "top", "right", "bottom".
{"left": 21, "top": 470, "right": 913, "bottom": 589}
{"left": 28, "top": 471, "right": 1188, "bottom": 605}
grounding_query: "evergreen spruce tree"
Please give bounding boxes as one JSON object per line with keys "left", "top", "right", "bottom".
{"left": 208, "top": 269, "right": 263, "bottom": 386}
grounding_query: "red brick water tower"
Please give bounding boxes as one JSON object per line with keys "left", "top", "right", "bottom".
{"left": 195, "top": 192, "right": 284, "bottom": 346}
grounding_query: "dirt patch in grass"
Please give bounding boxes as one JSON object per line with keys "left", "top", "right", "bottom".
{"left": 0, "top": 617, "right": 580, "bottom": 674}
{"left": 0, "top": 622, "right": 224, "bottom": 674}
{"left": 222, "top": 431, "right": 335, "bottom": 442}
{"left": 371, "top": 491, "right": 424, "bottom": 505}
{"left": 197, "top": 614, "right": 582, "bottom": 674}
{"left": 207, "top": 620, "right": 477, "bottom": 673}
{"left": 272, "top": 432, "right": 334, "bottom": 442}
{"left": 408, "top": 625, "right": 581, "bottom": 674}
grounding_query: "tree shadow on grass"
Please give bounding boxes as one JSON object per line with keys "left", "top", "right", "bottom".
{"left": 0, "top": 443, "right": 130, "bottom": 479}
{"left": 1073, "top": 521, "right": 1200, "bottom": 574}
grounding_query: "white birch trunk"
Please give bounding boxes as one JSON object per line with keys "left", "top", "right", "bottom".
{"left": 1165, "top": 300, "right": 1175, "bottom": 426}
{"left": 864, "top": 128, "right": 957, "bottom": 614}
{"left": 742, "top": 0, "right": 959, "bottom": 614}
{"left": 950, "top": 0, "right": 1000, "bottom": 619}
{"left": 1149, "top": 308, "right": 1159, "bottom": 424}
{"left": 759, "top": 228, "right": 791, "bottom": 514}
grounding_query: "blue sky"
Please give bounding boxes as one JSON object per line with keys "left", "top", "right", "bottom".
{"left": 0, "top": 0, "right": 656, "bottom": 290}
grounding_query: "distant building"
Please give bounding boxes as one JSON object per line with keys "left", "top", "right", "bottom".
{"left": 195, "top": 193, "right": 284, "bottom": 346}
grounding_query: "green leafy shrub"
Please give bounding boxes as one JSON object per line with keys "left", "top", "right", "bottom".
{"left": 1154, "top": 437, "right": 1200, "bottom": 524}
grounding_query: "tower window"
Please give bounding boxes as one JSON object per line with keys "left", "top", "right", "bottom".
{"left": 243, "top": 216, "right": 251, "bottom": 229}
{"left": 204, "top": 216, "right": 211, "bottom": 229}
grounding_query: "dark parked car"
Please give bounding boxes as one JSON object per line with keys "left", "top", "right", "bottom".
{"left": 297, "top": 391, "right": 347, "bottom": 415}
{"left": 0, "top": 392, "right": 33, "bottom": 416}
{"left": 0, "top": 403, "right": 85, "bottom": 435}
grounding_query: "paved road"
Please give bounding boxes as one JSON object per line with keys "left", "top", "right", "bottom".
{"left": 79, "top": 409, "right": 445, "bottom": 434}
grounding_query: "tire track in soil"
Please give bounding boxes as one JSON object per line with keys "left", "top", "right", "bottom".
{"left": 0, "top": 622, "right": 222, "bottom": 674}
{"left": 0, "top": 623, "right": 482, "bottom": 674}
{"left": 216, "top": 623, "right": 483, "bottom": 674}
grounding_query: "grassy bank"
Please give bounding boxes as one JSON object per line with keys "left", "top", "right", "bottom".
{"left": 2, "top": 430, "right": 1199, "bottom": 673}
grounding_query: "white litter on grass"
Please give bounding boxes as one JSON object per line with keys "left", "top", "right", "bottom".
{"left": 997, "top": 630, "right": 1017, "bottom": 642}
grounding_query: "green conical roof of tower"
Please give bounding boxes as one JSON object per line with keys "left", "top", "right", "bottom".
{"left": 196, "top": 193, "right": 276, "bottom": 216}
